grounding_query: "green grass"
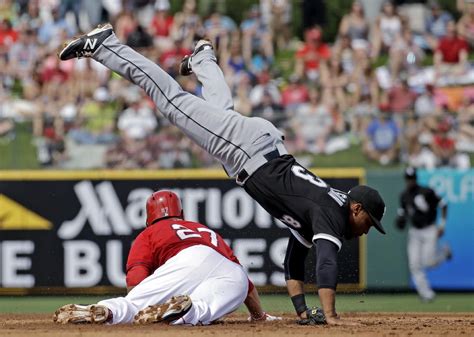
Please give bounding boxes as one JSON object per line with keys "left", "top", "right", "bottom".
{"left": 0, "top": 294, "right": 472, "bottom": 314}
{"left": 0, "top": 122, "right": 38, "bottom": 169}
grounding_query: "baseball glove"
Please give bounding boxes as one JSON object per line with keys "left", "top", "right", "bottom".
{"left": 296, "top": 307, "right": 326, "bottom": 325}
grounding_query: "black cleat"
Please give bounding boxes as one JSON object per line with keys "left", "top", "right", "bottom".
{"left": 58, "top": 23, "right": 113, "bottom": 60}
{"left": 178, "top": 39, "right": 213, "bottom": 76}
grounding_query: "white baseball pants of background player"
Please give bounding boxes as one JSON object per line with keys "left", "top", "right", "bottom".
{"left": 91, "top": 33, "right": 287, "bottom": 180}
{"left": 407, "top": 224, "right": 450, "bottom": 300}
{"left": 98, "top": 245, "right": 248, "bottom": 325}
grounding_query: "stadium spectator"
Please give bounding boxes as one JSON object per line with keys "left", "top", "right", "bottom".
{"left": 389, "top": 27, "right": 425, "bottom": 79}
{"left": 371, "top": 1, "right": 404, "bottom": 59}
{"left": 294, "top": 25, "right": 331, "bottom": 82}
{"left": 18, "top": 0, "right": 42, "bottom": 32}
{"left": 386, "top": 79, "right": 417, "bottom": 114}
{"left": 117, "top": 95, "right": 157, "bottom": 142}
{"left": 332, "top": 34, "right": 356, "bottom": 75}
{"left": 203, "top": 9, "right": 237, "bottom": 57}
{"left": 8, "top": 28, "right": 38, "bottom": 81}
{"left": 114, "top": 10, "right": 137, "bottom": 42}
{"left": 252, "top": 90, "right": 285, "bottom": 127}
{"left": 422, "top": 0, "right": 453, "bottom": 50}
{"left": 126, "top": 24, "right": 154, "bottom": 50}
{"left": 281, "top": 75, "right": 309, "bottom": 112}
{"left": 345, "top": 93, "right": 377, "bottom": 142}
{"left": 149, "top": 0, "right": 174, "bottom": 52}
{"left": 260, "top": 0, "right": 292, "bottom": 51}
{"left": 457, "top": 0, "right": 474, "bottom": 48}
{"left": 232, "top": 72, "right": 253, "bottom": 117}
{"left": 159, "top": 38, "right": 192, "bottom": 77}
{"left": 291, "top": 88, "right": 333, "bottom": 154}
{"left": 320, "top": 58, "right": 350, "bottom": 112}
{"left": 363, "top": 110, "right": 400, "bottom": 165}
{"left": 249, "top": 70, "right": 281, "bottom": 108}
{"left": 431, "top": 118, "right": 470, "bottom": 169}
{"left": 240, "top": 5, "right": 273, "bottom": 68}
{"left": 456, "top": 96, "right": 474, "bottom": 153}
{"left": 68, "top": 87, "right": 117, "bottom": 145}
{"left": 348, "top": 58, "right": 379, "bottom": 107}
{"left": 38, "top": 6, "right": 76, "bottom": 48}
{"left": 338, "top": 1, "right": 370, "bottom": 57}
{"left": 170, "top": 0, "right": 202, "bottom": 50}
{"left": 434, "top": 20, "right": 469, "bottom": 75}
{"left": 414, "top": 84, "right": 438, "bottom": 118}
{"left": 0, "top": 18, "right": 18, "bottom": 57}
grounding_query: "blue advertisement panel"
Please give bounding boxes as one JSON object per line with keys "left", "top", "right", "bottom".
{"left": 418, "top": 169, "right": 474, "bottom": 290}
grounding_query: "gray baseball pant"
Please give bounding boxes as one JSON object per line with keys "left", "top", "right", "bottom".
{"left": 92, "top": 33, "right": 287, "bottom": 179}
{"left": 408, "top": 224, "right": 450, "bottom": 300}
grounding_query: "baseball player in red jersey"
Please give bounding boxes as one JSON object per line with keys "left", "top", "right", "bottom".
{"left": 54, "top": 190, "right": 279, "bottom": 325}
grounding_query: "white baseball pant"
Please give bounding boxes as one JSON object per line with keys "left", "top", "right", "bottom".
{"left": 98, "top": 245, "right": 248, "bottom": 325}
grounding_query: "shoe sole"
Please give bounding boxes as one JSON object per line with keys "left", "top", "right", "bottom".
{"left": 133, "top": 295, "right": 192, "bottom": 324}
{"left": 58, "top": 23, "right": 113, "bottom": 60}
{"left": 53, "top": 304, "right": 108, "bottom": 324}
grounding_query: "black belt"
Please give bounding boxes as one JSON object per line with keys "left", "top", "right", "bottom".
{"left": 236, "top": 149, "right": 281, "bottom": 184}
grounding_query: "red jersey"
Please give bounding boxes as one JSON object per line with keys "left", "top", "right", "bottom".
{"left": 126, "top": 219, "right": 241, "bottom": 287}
{"left": 295, "top": 43, "right": 331, "bottom": 71}
{"left": 437, "top": 36, "right": 469, "bottom": 63}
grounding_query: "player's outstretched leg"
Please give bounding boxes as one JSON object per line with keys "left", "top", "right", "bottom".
{"left": 180, "top": 40, "right": 234, "bottom": 111}
{"left": 53, "top": 303, "right": 111, "bottom": 324}
{"left": 133, "top": 295, "right": 192, "bottom": 324}
{"left": 58, "top": 24, "right": 285, "bottom": 178}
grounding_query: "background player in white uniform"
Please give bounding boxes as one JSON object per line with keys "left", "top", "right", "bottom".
{"left": 58, "top": 24, "right": 386, "bottom": 326}
{"left": 395, "top": 167, "right": 452, "bottom": 302}
{"left": 54, "top": 190, "right": 279, "bottom": 325}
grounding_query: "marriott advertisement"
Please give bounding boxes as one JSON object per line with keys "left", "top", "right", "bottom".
{"left": 0, "top": 170, "right": 363, "bottom": 294}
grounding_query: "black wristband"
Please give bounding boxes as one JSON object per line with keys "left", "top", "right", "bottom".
{"left": 291, "top": 294, "right": 308, "bottom": 315}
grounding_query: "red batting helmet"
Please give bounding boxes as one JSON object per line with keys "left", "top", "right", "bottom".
{"left": 146, "top": 190, "right": 183, "bottom": 227}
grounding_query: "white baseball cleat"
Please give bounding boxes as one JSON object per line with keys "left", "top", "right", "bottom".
{"left": 133, "top": 295, "right": 192, "bottom": 324}
{"left": 58, "top": 23, "right": 113, "bottom": 60}
{"left": 53, "top": 303, "right": 110, "bottom": 324}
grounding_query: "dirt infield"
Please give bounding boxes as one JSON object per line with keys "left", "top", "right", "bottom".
{"left": 1, "top": 312, "right": 473, "bottom": 337}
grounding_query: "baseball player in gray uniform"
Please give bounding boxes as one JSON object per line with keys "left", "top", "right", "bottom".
{"left": 59, "top": 24, "right": 386, "bottom": 326}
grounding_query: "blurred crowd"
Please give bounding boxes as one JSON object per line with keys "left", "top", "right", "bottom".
{"left": 0, "top": 0, "right": 473, "bottom": 170}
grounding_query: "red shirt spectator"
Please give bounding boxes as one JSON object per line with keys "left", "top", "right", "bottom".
{"left": 437, "top": 35, "right": 469, "bottom": 63}
{"left": 435, "top": 20, "right": 469, "bottom": 64}
{"left": 387, "top": 81, "right": 417, "bottom": 113}
{"left": 0, "top": 19, "right": 18, "bottom": 48}
{"left": 159, "top": 42, "right": 191, "bottom": 71}
{"left": 295, "top": 26, "right": 331, "bottom": 80}
{"left": 150, "top": 11, "right": 174, "bottom": 37}
{"left": 281, "top": 77, "right": 309, "bottom": 108}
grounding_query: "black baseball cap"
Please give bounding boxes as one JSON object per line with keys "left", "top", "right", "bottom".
{"left": 348, "top": 185, "right": 386, "bottom": 234}
{"left": 404, "top": 167, "right": 417, "bottom": 180}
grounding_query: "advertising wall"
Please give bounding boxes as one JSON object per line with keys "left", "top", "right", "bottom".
{"left": 0, "top": 169, "right": 363, "bottom": 294}
{"left": 417, "top": 169, "right": 474, "bottom": 290}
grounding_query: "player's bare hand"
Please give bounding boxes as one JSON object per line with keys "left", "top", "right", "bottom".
{"left": 325, "top": 316, "right": 362, "bottom": 326}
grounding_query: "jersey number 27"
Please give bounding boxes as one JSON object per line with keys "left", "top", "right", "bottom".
{"left": 171, "top": 224, "right": 219, "bottom": 247}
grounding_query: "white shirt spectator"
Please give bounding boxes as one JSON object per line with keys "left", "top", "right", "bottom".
{"left": 118, "top": 103, "right": 158, "bottom": 140}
